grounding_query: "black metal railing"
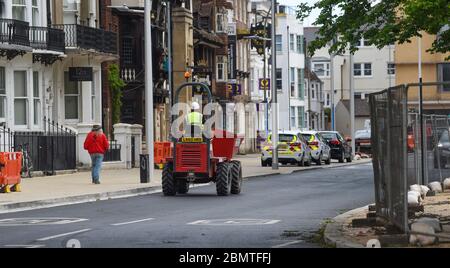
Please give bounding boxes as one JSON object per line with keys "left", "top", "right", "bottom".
{"left": 104, "top": 140, "right": 121, "bottom": 162}
{"left": 0, "top": 118, "right": 77, "bottom": 175}
{"left": 53, "top": 24, "right": 118, "bottom": 54}
{"left": 0, "top": 19, "right": 30, "bottom": 47}
{"left": 30, "top": 26, "right": 65, "bottom": 53}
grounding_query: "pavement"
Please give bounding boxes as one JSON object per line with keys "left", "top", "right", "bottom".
{"left": 0, "top": 161, "right": 374, "bottom": 248}
{"left": 0, "top": 154, "right": 372, "bottom": 214}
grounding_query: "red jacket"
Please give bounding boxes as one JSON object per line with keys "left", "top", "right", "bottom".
{"left": 84, "top": 132, "right": 110, "bottom": 155}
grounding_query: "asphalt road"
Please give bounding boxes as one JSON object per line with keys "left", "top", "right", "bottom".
{"left": 0, "top": 162, "right": 374, "bottom": 248}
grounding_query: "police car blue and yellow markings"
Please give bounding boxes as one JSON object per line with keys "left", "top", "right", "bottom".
{"left": 263, "top": 135, "right": 302, "bottom": 155}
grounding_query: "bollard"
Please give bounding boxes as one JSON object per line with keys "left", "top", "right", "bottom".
{"left": 140, "top": 154, "right": 150, "bottom": 183}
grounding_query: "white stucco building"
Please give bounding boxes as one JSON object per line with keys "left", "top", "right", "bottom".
{"left": 272, "top": 5, "right": 306, "bottom": 132}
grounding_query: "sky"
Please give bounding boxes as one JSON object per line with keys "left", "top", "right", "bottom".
{"left": 278, "top": 0, "right": 320, "bottom": 26}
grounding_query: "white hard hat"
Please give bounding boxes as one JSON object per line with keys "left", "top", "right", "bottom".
{"left": 191, "top": 102, "right": 200, "bottom": 110}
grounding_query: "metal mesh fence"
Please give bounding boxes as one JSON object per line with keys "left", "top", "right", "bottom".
{"left": 370, "top": 85, "right": 408, "bottom": 232}
{"left": 370, "top": 82, "right": 450, "bottom": 233}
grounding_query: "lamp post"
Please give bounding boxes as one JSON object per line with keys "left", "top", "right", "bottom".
{"left": 144, "top": 0, "right": 154, "bottom": 182}
{"left": 271, "top": 0, "right": 279, "bottom": 170}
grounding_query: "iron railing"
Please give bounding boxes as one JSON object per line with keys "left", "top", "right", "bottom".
{"left": 30, "top": 26, "right": 65, "bottom": 53}
{"left": 104, "top": 140, "right": 122, "bottom": 162}
{"left": 0, "top": 19, "right": 30, "bottom": 47}
{"left": 53, "top": 24, "right": 117, "bottom": 54}
{"left": 1, "top": 118, "right": 77, "bottom": 175}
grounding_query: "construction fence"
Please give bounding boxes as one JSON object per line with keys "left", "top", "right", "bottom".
{"left": 369, "top": 82, "right": 450, "bottom": 233}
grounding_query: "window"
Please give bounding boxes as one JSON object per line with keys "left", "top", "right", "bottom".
{"left": 354, "top": 63, "right": 372, "bottom": 77}
{"left": 64, "top": 72, "right": 79, "bottom": 120}
{"left": 0, "top": 68, "right": 5, "bottom": 120}
{"left": 91, "top": 76, "right": 96, "bottom": 121}
{"left": 276, "top": 69, "right": 282, "bottom": 91}
{"left": 312, "top": 62, "right": 330, "bottom": 77}
{"left": 216, "top": 13, "right": 226, "bottom": 33}
{"left": 122, "top": 37, "right": 133, "bottom": 66}
{"left": 297, "top": 35, "right": 303, "bottom": 54}
{"left": 217, "top": 56, "right": 227, "bottom": 81}
{"left": 14, "top": 71, "right": 27, "bottom": 126}
{"left": 63, "top": 0, "right": 78, "bottom": 24}
{"left": 438, "top": 63, "right": 450, "bottom": 92}
{"left": 311, "top": 83, "right": 315, "bottom": 99}
{"left": 290, "top": 34, "right": 295, "bottom": 51}
{"left": 290, "top": 107, "right": 296, "bottom": 128}
{"left": 297, "top": 69, "right": 304, "bottom": 100}
{"left": 290, "top": 68, "right": 296, "bottom": 97}
{"left": 32, "top": 0, "right": 39, "bottom": 26}
{"left": 12, "top": 0, "right": 26, "bottom": 21}
{"left": 387, "top": 63, "right": 396, "bottom": 75}
{"left": 326, "top": 93, "right": 330, "bottom": 106}
{"left": 298, "top": 107, "right": 305, "bottom": 129}
{"left": 33, "top": 72, "right": 40, "bottom": 126}
{"left": 276, "top": 35, "right": 282, "bottom": 52}
{"left": 357, "top": 38, "right": 371, "bottom": 47}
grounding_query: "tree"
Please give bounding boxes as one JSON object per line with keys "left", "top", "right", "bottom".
{"left": 108, "top": 64, "right": 126, "bottom": 125}
{"left": 297, "top": 0, "right": 449, "bottom": 59}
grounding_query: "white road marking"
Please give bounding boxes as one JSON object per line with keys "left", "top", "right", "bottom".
{"left": 0, "top": 218, "right": 88, "bottom": 226}
{"left": 4, "top": 245, "right": 46, "bottom": 248}
{"left": 187, "top": 219, "right": 281, "bottom": 226}
{"left": 272, "top": 240, "right": 304, "bottom": 248}
{"left": 36, "top": 229, "right": 92, "bottom": 241}
{"left": 111, "top": 218, "right": 154, "bottom": 226}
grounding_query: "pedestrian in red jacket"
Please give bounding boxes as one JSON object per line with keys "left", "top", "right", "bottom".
{"left": 84, "top": 125, "right": 109, "bottom": 184}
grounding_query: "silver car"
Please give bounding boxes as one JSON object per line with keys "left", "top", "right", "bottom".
{"left": 300, "top": 131, "right": 332, "bottom": 165}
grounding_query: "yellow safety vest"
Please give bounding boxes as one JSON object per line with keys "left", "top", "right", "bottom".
{"left": 187, "top": 112, "right": 203, "bottom": 126}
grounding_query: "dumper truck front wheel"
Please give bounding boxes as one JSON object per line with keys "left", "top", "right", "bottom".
{"left": 216, "top": 162, "right": 231, "bottom": 196}
{"left": 230, "top": 161, "right": 243, "bottom": 195}
{"left": 162, "top": 163, "right": 176, "bottom": 196}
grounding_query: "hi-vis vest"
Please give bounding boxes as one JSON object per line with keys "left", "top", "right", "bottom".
{"left": 187, "top": 112, "right": 203, "bottom": 126}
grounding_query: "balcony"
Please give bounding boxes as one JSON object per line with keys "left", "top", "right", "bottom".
{"left": 30, "top": 26, "right": 65, "bottom": 53}
{"left": 0, "top": 19, "right": 30, "bottom": 48}
{"left": 53, "top": 24, "right": 118, "bottom": 55}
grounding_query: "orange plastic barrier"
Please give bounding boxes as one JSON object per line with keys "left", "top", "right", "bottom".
{"left": 154, "top": 142, "right": 172, "bottom": 166}
{"left": 0, "top": 152, "right": 23, "bottom": 193}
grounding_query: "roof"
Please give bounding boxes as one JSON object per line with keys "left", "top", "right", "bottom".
{"left": 304, "top": 66, "right": 321, "bottom": 82}
{"left": 304, "top": 27, "right": 320, "bottom": 45}
{"left": 268, "top": 130, "right": 300, "bottom": 136}
{"left": 340, "top": 99, "right": 371, "bottom": 117}
{"left": 300, "top": 131, "right": 319, "bottom": 135}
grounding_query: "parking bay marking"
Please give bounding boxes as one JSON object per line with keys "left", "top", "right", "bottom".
{"left": 0, "top": 218, "right": 88, "bottom": 226}
{"left": 111, "top": 218, "right": 155, "bottom": 226}
{"left": 36, "top": 229, "right": 92, "bottom": 242}
{"left": 188, "top": 219, "right": 281, "bottom": 226}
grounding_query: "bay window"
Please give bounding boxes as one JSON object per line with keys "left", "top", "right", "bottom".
{"left": 64, "top": 72, "right": 80, "bottom": 120}
{"left": 0, "top": 68, "right": 5, "bottom": 121}
{"left": 12, "top": 0, "right": 26, "bottom": 21}
{"left": 14, "top": 71, "right": 27, "bottom": 126}
{"left": 33, "top": 71, "right": 40, "bottom": 126}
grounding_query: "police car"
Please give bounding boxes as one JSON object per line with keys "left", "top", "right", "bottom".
{"left": 299, "top": 131, "right": 332, "bottom": 165}
{"left": 261, "top": 131, "right": 312, "bottom": 167}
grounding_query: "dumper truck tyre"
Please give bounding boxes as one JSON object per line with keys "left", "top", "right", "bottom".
{"left": 216, "top": 162, "right": 231, "bottom": 196}
{"left": 230, "top": 161, "right": 243, "bottom": 195}
{"left": 162, "top": 162, "right": 176, "bottom": 196}
{"left": 177, "top": 180, "right": 190, "bottom": 194}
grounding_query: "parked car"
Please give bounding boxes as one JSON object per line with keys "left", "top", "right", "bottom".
{"left": 300, "top": 131, "right": 332, "bottom": 165}
{"left": 355, "top": 129, "right": 372, "bottom": 154}
{"left": 319, "top": 131, "right": 353, "bottom": 163}
{"left": 434, "top": 128, "right": 450, "bottom": 169}
{"left": 261, "top": 131, "right": 312, "bottom": 167}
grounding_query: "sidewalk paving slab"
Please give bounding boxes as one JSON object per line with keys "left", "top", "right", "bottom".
{"left": 0, "top": 155, "right": 371, "bottom": 214}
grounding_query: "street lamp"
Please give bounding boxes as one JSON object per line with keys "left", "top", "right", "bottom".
{"left": 271, "top": 0, "right": 279, "bottom": 170}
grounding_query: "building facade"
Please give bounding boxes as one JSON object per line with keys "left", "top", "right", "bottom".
{"left": 304, "top": 27, "right": 396, "bottom": 135}
{"left": 0, "top": 0, "right": 118, "bottom": 133}
{"left": 395, "top": 33, "right": 450, "bottom": 114}
{"left": 273, "top": 5, "right": 306, "bottom": 132}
